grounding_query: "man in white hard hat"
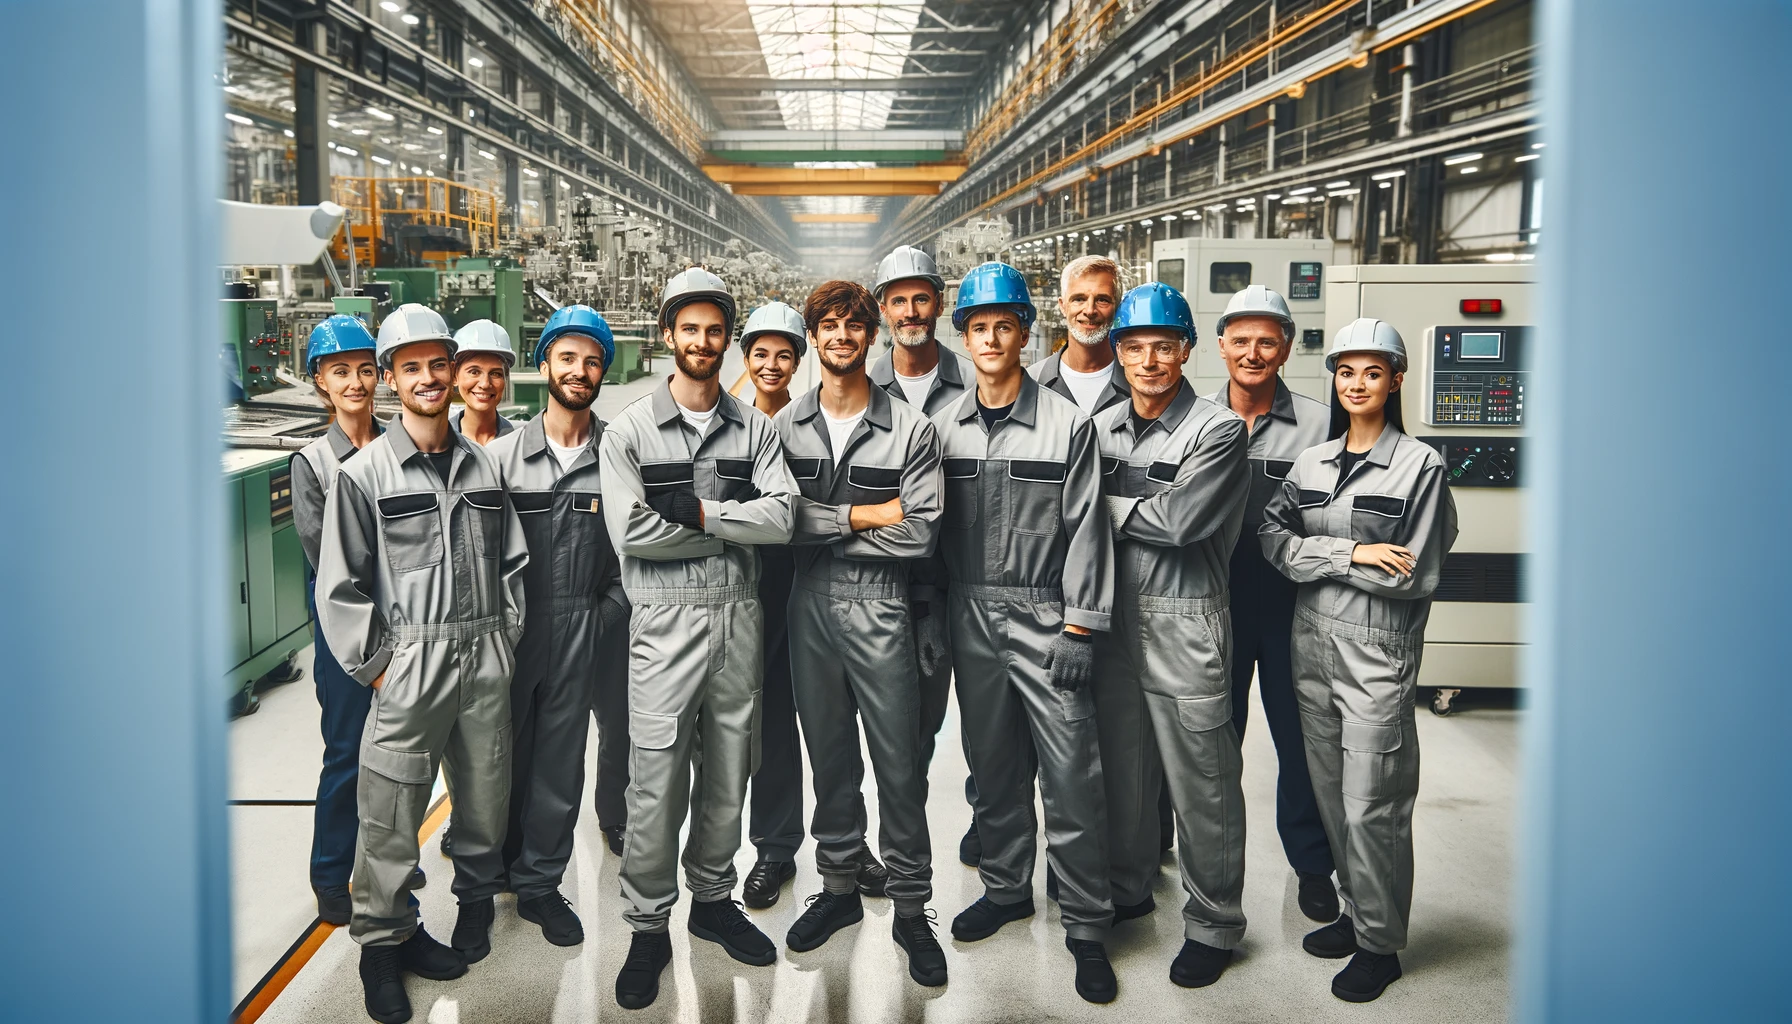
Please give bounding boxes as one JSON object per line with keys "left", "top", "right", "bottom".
{"left": 449, "top": 319, "right": 516, "bottom": 445}
{"left": 600, "top": 268, "right": 797, "bottom": 1010}
{"left": 1029, "top": 255, "right": 1129, "bottom": 416}
{"left": 314, "top": 303, "right": 529, "bottom": 1024}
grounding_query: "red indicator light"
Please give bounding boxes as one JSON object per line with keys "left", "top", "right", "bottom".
{"left": 1460, "top": 298, "right": 1503, "bottom": 315}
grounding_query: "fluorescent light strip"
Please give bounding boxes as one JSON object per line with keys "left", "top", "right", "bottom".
{"left": 1444, "top": 151, "right": 1484, "bottom": 166}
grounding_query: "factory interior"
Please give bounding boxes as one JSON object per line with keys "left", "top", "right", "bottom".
{"left": 1, "top": 2, "right": 1786, "bottom": 1023}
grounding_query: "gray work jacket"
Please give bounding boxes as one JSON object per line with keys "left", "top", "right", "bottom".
{"left": 1210, "top": 380, "right": 1331, "bottom": 533}
{"left": 315, "top": 418, "right": 529, "bottom": 684}
{"left": 1030, "top": 351, "right": 1131, "bottom": 415}
{"left": 486, "top": 412, "right": 626, "bottom": 687}
{"left": 930, "top": 374, "right": 1115, "bottom": 632}
{"left": 869, "top": 342, "right": 973, "bottom": 416}
{"left": 292, "top": 419, "right": 381, "bottom": 570}
{"left": 1259, "top": 425, "right": 1459, "bottom": 636}
{"left": 598, "top": 377, "right": 797, "bottom": 604}
{"left": 772, "top": 384, "right": 944, "bottom": 599}
{"left": 1095, "top": 381, "right": 1249, "bottom": 601}
{"left": 449, "top": 406, "right": 516, "bottom": 439}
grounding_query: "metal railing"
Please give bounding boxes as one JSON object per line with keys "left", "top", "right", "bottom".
{"left": 330, "top": 176, "right": 501, "bottom": 269}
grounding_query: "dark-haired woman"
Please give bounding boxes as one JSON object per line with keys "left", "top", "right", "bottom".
{"left": 1259, "top": 318, "right": 1458, "bottom": 1003}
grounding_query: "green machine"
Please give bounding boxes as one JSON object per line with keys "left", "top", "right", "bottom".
{"left": 223, "top": 447, "right": 313, "bottom": 716}
{"left": 220, "top": 298, "right": 286, "bottom": 398}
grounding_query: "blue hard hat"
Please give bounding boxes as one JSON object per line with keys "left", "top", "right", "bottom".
{"left": 1109, "top": 282, "right": 1196, "bottom": 346}
{"left": 535, "top": 304, "right": 616, "bottom": 369}
{"left": 952, "top": 262, "right": 1036, "bottom": 331}
{"left": 306, "top": 314, "right": 377, "bottom": 375}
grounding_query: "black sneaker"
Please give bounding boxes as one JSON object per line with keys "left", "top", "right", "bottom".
{"left": 950, "top": 896, "right": 1035, "bottom": 942}
{"left": 1333, "top": 950, "right": 1402, "bottom": 1002}
{"left": 856, "top": 842, "right": 888, "bottom": 897}
{"left": 958, "top": 822, "right": 982, "bottom": 867}
{"left": 785, "top": 890, "right": 863, "bottom": 952}
{"left": 439, "top": 822, "right": 454, "bottom": 858}
{"left": 359, "top": 944, "right": 410, "bottom": 1024}
{"left": 892, "top": 911, "right": 948, "bottom": 987}
{"left": 519, "top": 890, "right": 584, "bottom": 947}
{"left": 397, "top": 925, "right": 466, "bottom": 981}
{"left": 615, "top": 931, "right": 673, "bottom": 1010}
{"left": 452, "top": 897, "right": 495, "bottom": 963}
{"left": 743, "top": 856, "right": 796, "bottom": 909}
{"left": 1169, "top": 939, "right": 1231, "bottom": 988}
{"left": 1298, "top": 871, "right": 1340, "bottom": 922}
{"left": 1113, "top": 894, "right": 1156, "bottom": 924}
{"left": 602, "top": 824, "right": 626, "bottom": 857}
{"left": 1045, "top": 864, "right": 1059, "bottom": 903}
{"left": 314, "top": 885, "right": 351, "bottom": 926}
{"left": 688, "top": 898, "right": 777, "bottom": 966}
{"left": 1303, "top": 915, "right": 1359, "bottom": 959}
{"left": 1065, "top": 937, "right": 1117, "bottom": 1003}
{"left": 406, "top": 867, "right": 427, "bottom": 890}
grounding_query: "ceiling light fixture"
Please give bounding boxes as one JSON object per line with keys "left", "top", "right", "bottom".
{"left": 379, "top": 1, "right": 401, "bottom": 11}
{"left": 367, "top": 107, "right": 394, "bottom": 121}
{"left": 371, "top": 155, "right": 392, "bottom": 166}
{"left": 478, "top": 149, "right": 496, "bottom": 161}
{"left": 426, "top": 126, "right": 443, "bottom": 135}
{"left": 1372, "top": 169, "right": 1406, "bottom": 180}
{"left": 401, "top": 13, "right": 420, "bottom": 25}
{"left": 1485, "top": 252, "right": 1517, "bottom": 262}
{"left": 224, "top": 112, "right": 253, "bottom": 126}
{"left": 283, "top": 129, "right": 295, "bottom": 138}
{"left": 1288, "top": 186, "right": 1316, "bottom": 196}
{"left": 1444, "top": 151, "right": 1483, "bottom": 166}
{"left": 350, "top": 129, "right": 368, "bottom": 136}
{"left": 1515, "top": 153, "right": 1540, "bottom": 163}
{"left": 1459, "top": 166, "right": 1479, "bottom": 174}
{"left": 337, "top": 146, "right": 359, "bottom": 156}
{"left": 467, "top": 57, "right": 484, "bottom": 69}
{"left": 1325, "top": 179, "right": 1351, "bottom": 188}
{"left": 522, "top": 167, "right": 539, "bottom": 178}
{"left": 1531, "top": 142, "right": 1546, "bottom": 150}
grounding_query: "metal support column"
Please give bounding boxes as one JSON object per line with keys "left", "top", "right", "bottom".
{"left": 294, "top": 21, "right": 331, "bottom": 206}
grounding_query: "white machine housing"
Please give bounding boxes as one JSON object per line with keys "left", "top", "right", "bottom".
{"left": 1328, "top": 263, "right": 1534, "bottom": 689}
{"left": 1151, "top": 237, "right": 1335, "bottom": 401}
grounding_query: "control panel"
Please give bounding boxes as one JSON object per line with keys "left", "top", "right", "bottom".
{"left": 220, "top": 299, "right": 288, "bottom": 398}
{"left": 1288, "top": 261, "right": 1323, "bottom": 300}
{"left": 1423, "top": 324, "right": 1530, "bottom": 426}
{"left": 1423, "top": 436, "right": 1523, "bottom": 488}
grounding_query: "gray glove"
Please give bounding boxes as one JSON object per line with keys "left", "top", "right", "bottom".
{"left": 1044, "top": 630, "right": 1095, "bottom": 692}
{"left": 646, "top": 489, "right": 703, "bottom": 530}
{"left": 913, "top": 601, "right": 945, "bottom": 678}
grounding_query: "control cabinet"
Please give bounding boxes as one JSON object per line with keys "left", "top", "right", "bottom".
{"left": 1424, "top": 325, "right": 1529, "bottom": 425}
{"left": 223, "top": 449, "right": 313, "bottom": 713}
{"left": 220, "top": 299, "right": 286, "bottom": 397}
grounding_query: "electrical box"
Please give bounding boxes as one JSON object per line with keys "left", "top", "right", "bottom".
{"left": 223, "top": 448, "right": 313, "bottom": 712}
{"left": 1327, "top": 263, "right": 1535, "bottom": 688}
{"left": 220, "top": 298, "right": 286, "bottom": 398}
{"left": 1150, "top": 237, "right": 1333, "bottom": 401}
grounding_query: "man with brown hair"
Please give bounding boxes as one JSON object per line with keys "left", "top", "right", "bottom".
{"left": 771, "top": 280, "right": 948, "bottom": 986}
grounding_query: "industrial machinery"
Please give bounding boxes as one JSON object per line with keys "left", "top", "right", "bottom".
{"left": 220, "top": 296, "right": 287, "bottom": 399}
{"left": 222, "top": 445, "right": 315, "bottom": 716}
{"left": 1327, "top": 263, "right": 1535, "bottom": 692}
{"left": 1152, "top": 237, "right": 1336, "bottom": 401}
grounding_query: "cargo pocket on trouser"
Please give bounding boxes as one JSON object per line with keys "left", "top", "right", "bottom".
{"left": 359, "top": 743, "right": 433, "bottom": 830}
{"left": 1175, "top": 692, "right": 1235, "bottom": 776}
{"left": 1056, "top": 686, "right": 1095, "bottom": 722}
{"left": 630, "top": 710, "right": 678, "bottom": 751}
{"left": 1340, "top": 722, "right": 1404, "bottom": 800}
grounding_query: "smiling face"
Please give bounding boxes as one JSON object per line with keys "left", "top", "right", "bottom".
{"left": 664, "top": 300, "right": 728, "bottom": 382}
{"left": 1219, "top": 315, "right": 1292, "bottom": 390}
{"left": 744, "top": 334, "right": 798, "bottom": 398}
{"left": 1114, "top": 327, "right": 1191, "bottom": 397}
{"left": 314, "top": 352, "right": 378, "bottom": 416}
{"left": 453, "top": 352, "right": 509, "bottom": 413}
{"left": 1333, "top": 351, "right": 1403, "bottom": 419}
{"left": 1058, "top": 268, "right": 1119, "bottom": 346}
{"left": 962, "top": 307, "right": 1027, "bottom": 377}
{"left": 384, "top": 341, "right": 455, "bottom": 417}
{"left": 880, "top": 279, "right": 940, "bottom": 349}
{"left": 542, "top": 334, "right": 607, "bottom": 412}
{"left": 811, "top": 307, "right": 872, "bottom": 376}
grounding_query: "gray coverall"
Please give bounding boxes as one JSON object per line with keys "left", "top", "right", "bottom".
{"left": 773, "top": 385, "right": 944, "bottom": 915}
{"left": 315, "top": 422, "right": 528, "bottom": 946}
{"left": 486, "top": 414, "right": 626, "bottom": 900}
{"left": 931, "top": 376, "right": 1117, "bottom": 940}
{"left": 292, "top": 420, "right": 375, "bottom": 569}
{"left": 1093, "top": 382, "right": 1251, "bottom": 946}
{"left": 598, "top": 380, "right": 796, "bottom": 933}
{"left": 1029, "top": 352, "right": 1132, "bottom": 414}
{"left": 449, "top": 406, "right": 515, "bottom": 439}
{"left": 1260, "top": 425, "right": 1458, "bottom": 954}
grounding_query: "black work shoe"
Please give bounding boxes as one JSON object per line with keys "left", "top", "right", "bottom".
{"left": 1298, "top": 871, "right": 1340, "bottom": 922}
{"left": 359, "top": 944, "right": 410, "bottom": 1024}
{"left": 1303, "top": 914, "right": 1359, "bottom": 959}
{"left": 856, "top": 842, "right": 889, "bottom": 897}
{"left": 406, "top": 867, "right": 427, "bottom": 890}
{"left": 439, "top": 822, "right": 454, "bottom": 858}
{"left": 893, "top": 911, "right": 948, "bottom": 987}
{"left": 1170, "top": 939, "right": 1232, "bottom": 988}
{"left": 452, "top": 897, "right": 495, "bottom": 963}
{"left": 519, "top": 890, "right": 585, "bottom": 947}
{"left": 397, "top": 925, "right": 466, "bottom": 981}
{"left": 1333, "top": 950, "right": 1403, "bottom": 1002}
{"left": 315, "top": 885, "right": 351, "bottom": 926}
{"left": 1113, "top": 894, "right": 1156, "bottom": 924}
{"left": 950, "top": 896, "right": 1035, "bottom": 942}
{"left": 785, "top": 890, "right": 864, "bottom": 952}
{"left": 602, "top": 825, "right": 626, "bottom": 857}
{"left": 688, "top": 898, "right": 777, "bottom": 966}
{"left": 743, "top": 856, "right": 796, "bottom": 909}
{"left": 1045, "top": 865, "right": 1059, "bottom": 903}
{"left": 1065, "top": 937, "right": 1117, "bottom": 1003}
{"left": 615, "top": 931, "right": 673, "bottom": 1010}
{"left": 958, "top": 822, "right": 982, "bottom": 867}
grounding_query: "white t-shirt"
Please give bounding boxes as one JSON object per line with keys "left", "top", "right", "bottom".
{"left": 820, "top": 407, "right": 866, "bottom": 459}
{"left": 1057, "top": 361, "right": 1115, "bottom": 414}
{"left": 894, "top": 366, "right": 938, "bottom": 408}
{"left": 677, "top": 399, "right": 718, "bottom": 436}
{"left": 546, "top": 437, "right": 584, "bottom": 475}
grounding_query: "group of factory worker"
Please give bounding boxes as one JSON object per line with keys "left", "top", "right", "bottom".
{"left": 289, "top": 241, "right": 1456, "bottom": 1024}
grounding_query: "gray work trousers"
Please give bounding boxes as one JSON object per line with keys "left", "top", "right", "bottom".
{"left": 618, "top": 592, "right": 764, "bottom": 933}
{"left": 502, "top": 621, "right": 598, "bottom": 901}
{"left": 352, "top": 630, "right": 513, "bottom": 945}
{"left": 590, "top": 622, "right": 630, "bottom": 832}
{"left": 1125, "top": 596, "right": 1247, "bottom": 948}
{"left": 788, "top": 580, "right": 934, "bottom": 915}
{"left": 950, "top": 588, "right": 1113, "bottom": 940}
{"left": 1292, "top": 606, "right": 1422, "bottom": 954}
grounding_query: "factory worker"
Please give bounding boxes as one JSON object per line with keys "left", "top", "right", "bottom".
{"left": 869, "top": 244, "right": 977, "bottom": 867}
{"left": 773, "top": 281, "right": 946, "bottom": 985}
{"left": 1094, "top": 283, "right": 1250, "bottom": 988}
{"left": 476, "top": 305, "right": 626, "bottom": 957}
{"left": 1260, "top": 319, "right": 1458, "bottom": 1003}
{"left": 314, "top": 303, "right": 528, "bottom": 1024}
{"left": 1210, "top": 286, "right": 1339, "bottom": 923}
{"left": 1029, "top": 255, "right": 1129, "bottom": 415}
{"left": 932, "top": 262, "right": 1119, "bottom": 1004}
{"left": 448, "top": 319, "right": 515, "bottom": 445}
{"left": 290, "top": 315, "right": 413, "bottom": 926}
{"left": 599, "top": 268, "right": 797, "bottom": 1010}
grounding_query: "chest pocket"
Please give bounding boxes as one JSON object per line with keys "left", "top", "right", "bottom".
{"left": 377, "top": 492, "right": 442, "bottom": 572}
{"left": 713, "top": 457, "right": 757, "bottom": 502}
{"left": 641, "top": 461, "right": 695, "bottom": 501}
{"left": 1297, "top": 488, "right": 1332, "bottom": 536}
{"left": 784, "top": 456, "right": 828, "bottom": 501}
{"left": 462, "top": 489, "right": 506, "bottom": 560}
{"left": 1351, "top": 493, "right": 1408, "bottom": 544}
{"left": 1008, "top": 459, "right": 1065, "bottom": 537}
{"left": 846, "top": 464, "right": 901, "bottom": 505}
{"left": 1143, "top": 460, "right": 1180, "bottom": 495}
{"left": 942, "top": 458, "right": 979, "bottom": 529}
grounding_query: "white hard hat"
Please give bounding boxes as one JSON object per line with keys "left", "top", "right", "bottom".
{"left": 659, "top": 267, "right": 736, "bottom": 338}
{"left": 375, "top": 303, "right": 457, "bottom": 369}
{"left": 739, "top": 302, "right": 808, "bottom": 358}
{"left": 1216, "top": 285, "right": 1295, "bottom": 341}
{"left": 451, "top": 319, "right": 516, "bottom": 366}
{"left": 1325, "top": 318, "right": 1408, "bottom": 373}
{"left": 872, "top": 245, "right": 944, "bottom": 301}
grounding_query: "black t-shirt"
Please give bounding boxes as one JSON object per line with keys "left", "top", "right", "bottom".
{"left": 978, "top": 399, "right": 1015, "bottom": 430}
{"left": 1337, "top": 447, "right": 1368, "bottom": 485}
{"left": 425, "top": 449, "right": 455, "bottom": 485}
{"left": 1130, "top": 408, "right": 1157, "bottom": 440}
